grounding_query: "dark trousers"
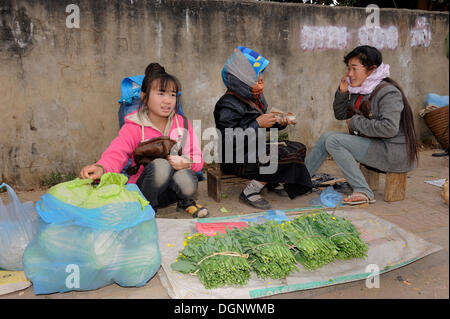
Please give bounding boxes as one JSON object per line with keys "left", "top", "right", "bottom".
{"left": 136, "top": 158, "right": 198, "bottom": 210}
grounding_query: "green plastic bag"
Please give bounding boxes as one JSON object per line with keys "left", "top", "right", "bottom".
{"left": 48, "top": 173, "right": 149, "bottom": 210}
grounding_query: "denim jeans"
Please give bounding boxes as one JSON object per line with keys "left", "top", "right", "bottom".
{"left": 136, "top": 158, "right": 198, "bottom": 209}
{"left": 305, "top": 132, "right": 374, "bottom": 199}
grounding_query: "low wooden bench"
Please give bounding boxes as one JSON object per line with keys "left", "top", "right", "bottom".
{"left": 207, "top": 164, "right": 407, "bottom": 203}
{"left": 360, "top": 164, "right": 408, "bottom": 202}
{"left": 207, "top": 168, "right": 251, "bottom": 202}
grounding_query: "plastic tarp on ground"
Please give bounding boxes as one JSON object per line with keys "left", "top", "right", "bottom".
{"left": 156, "top": 209, "right": 442, "bottom": 299}
{"left": 0, "top": 271, "right": 31, "bottom": 296}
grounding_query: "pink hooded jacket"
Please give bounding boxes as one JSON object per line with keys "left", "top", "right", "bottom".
{"left": 96, "top": 110, "right": 203, "bottom": 184}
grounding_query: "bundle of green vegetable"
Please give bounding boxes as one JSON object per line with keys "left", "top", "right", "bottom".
{"left": 229, "top": 222, "right": 298, "bottom": 280}
{"left": 311, "top": 212, "right": 368, "bottom": 260}
{"left": 170, "top": 211, "right": 369, "bottom": 289}
{"left": 170, "top": 232, "right": 252, "bottom": 289}
{"left": 282, "top": 216, "right": 338, "bottom": 270}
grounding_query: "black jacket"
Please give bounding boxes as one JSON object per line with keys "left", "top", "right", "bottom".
{"left": 214, "top": 92, "right": 286, "bottom": 167}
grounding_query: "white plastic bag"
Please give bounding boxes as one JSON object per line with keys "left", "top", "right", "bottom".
{"left": 0, "top": 183, "right": 39, "bottom": 270}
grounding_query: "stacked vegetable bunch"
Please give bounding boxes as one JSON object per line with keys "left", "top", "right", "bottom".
{"left": 170, "top": 232, "right": 252, "bottom": 289}
{"left": 229, "top": 222, "right": 299, "bottom": 280}
{"left": 282, "top": 215, "right": 338, "bottom": 270}
{"left": 171, "top": 211, "right": 369, "bottom": 289}
{"left": 311, "top": 212, "right": 368, "bottom": 260}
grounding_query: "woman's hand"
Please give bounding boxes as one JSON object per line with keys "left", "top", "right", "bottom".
{"left": 167, "top": 155, "right": 191, "bottom": 170}
{"left": 79, "top": 164, "right": 104, "bottom": 180}
{"left": 339, "top": 76, "right": 349, "bottom": 93}
{"left": 278, "top": 117, "right": 296, "bottom": 126}
{"left": 256, "top": 113, "right": 277, "bottom": 128}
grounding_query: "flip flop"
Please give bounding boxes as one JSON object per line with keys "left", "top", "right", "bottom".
{"left": 343, "top": 192, "right": 376, "bottom": 205}
{"left": 177, "top": 203, "right": 209, "bottom": 218}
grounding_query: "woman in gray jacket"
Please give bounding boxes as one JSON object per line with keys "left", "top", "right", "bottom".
{"left": 305, "top": 45, "right": 418, "bottom": 205}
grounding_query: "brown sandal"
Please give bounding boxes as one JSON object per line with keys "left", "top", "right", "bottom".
{"left": 343, "top": 192, "right": 376, "bottom": 205}
{"left": 177, "top": 203, "right": 209, "bottom": 218}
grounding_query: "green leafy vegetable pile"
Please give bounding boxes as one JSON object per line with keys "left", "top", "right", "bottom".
{"left": 229, "top": 222, "right": 299, "bottom": 280}
{"left": 283, "top": 215, "right": 338, "bottom": 270}
{"left": 170, "top": 211, "right": 368, "bottom": 289}
{"left": 170, "top": 232, "right": 251, "bottom": 289}
{"left": 311, "top": 212, "right": 368, "bottom": 260}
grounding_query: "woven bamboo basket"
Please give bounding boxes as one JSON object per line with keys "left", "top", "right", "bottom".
{"left": 424, "top": 105, "right": 449, "bottom": 150}
{"left": 442, "top": 179, "right": 449, "bottom": 206}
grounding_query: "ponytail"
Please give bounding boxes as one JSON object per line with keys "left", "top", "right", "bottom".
{"left": 141, "top": 63, "right": 166, "bottom": 94}
{"left": 383, "top": 78, "right": 418, "bottom": 166}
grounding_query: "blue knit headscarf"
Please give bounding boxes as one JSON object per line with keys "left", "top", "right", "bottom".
{"left": 221, "top": 46, "right": 270, "bottom": 100}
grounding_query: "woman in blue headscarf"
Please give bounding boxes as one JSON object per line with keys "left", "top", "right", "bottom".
{"left": 214, "top": 46, "right": 312, "bottom": 209}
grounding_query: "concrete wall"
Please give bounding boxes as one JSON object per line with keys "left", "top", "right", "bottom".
{"left": 1, "top": 0, "right": 448, "bottom": 189}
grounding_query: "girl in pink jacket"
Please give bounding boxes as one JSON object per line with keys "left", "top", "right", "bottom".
{"left": 79, "top": 72, "right": 208, "bottom": 218}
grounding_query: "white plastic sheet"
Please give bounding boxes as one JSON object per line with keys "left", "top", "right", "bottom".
{"left": 156, "top": 209, "right": 442, "bottom": 299}
{"left": 424, "top": 178, "right": 447, "bottom": 188}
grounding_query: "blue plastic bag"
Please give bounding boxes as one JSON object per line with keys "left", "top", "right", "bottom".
{"left": 23, "top": 179, "right": 161, "bottom": 294}
{"left": 0, "top": 183, "right": 39, "bottom": 271}
{"left": 240, "top": 210, "right": 289, "bottom": 224}
{"left": 426, "top": 93, "right": 449, "bottom": 108}
{"left": 308, "top": 187, "right": 344, "bottom": 208}
{"left": 319, "top": 186, "right": 344, "bottom": 208}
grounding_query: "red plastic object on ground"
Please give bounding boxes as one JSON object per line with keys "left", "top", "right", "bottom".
{"left": 195, "top": 222, "right": 248, "bottom": 236}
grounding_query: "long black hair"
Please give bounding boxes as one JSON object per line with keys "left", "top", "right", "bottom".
{"left": 344, "top": 45, "right": 418, "bottom": 166}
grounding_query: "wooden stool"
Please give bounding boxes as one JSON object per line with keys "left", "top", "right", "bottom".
{"left": 207, "top": 168, "right": 250, "bottom": 202}
{"left": 360, "top": 164, "right": 407, "bottom": 202}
